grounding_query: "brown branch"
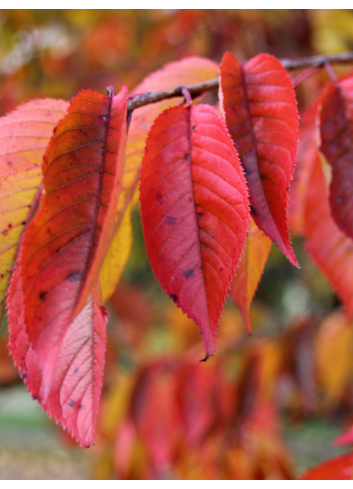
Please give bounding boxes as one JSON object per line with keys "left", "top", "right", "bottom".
{"left": 128, "top": 51, "right": 353, "bottom": 112}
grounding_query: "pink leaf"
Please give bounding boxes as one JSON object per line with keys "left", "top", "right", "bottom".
{"left": 7, "top": 258, "right": 107, "bottom": 447}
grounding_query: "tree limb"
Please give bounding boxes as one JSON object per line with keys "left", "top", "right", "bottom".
{"left": 128, "top": 51, "right": 353, "bottom": 112}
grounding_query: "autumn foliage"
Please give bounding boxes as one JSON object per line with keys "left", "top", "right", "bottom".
{"left": 1, "top": 14, "right": 353, "bottom": 478}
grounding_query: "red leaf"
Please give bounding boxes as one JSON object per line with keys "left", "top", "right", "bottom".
{"left": 220, "top": 52, "right": 299, "bottom": 267}
{"left": 288, "top": 102, "right": 318, "bottom": 235}
{"left": 101, "top": 57, "right": 220, "bottom": 302}
{"left": 319, "top": 75, "right": 353, "bottom": 239}
{"left": 300, "top": 452, "right": 353, "bottom": 480}
{"left": 19, "top": 88, "right": 127, "bottom": 377}
{"left": 140, "top": 104, "right": 249, "bottom": 357}
{"left": 7, "top": 258, "right": 107, "bottom": 447}
{"left": 131, "top": 363, "right": 180, "bottom": 471}
{"left": 229, "top": 218, "right": 271, "bottom": 333}
{"left": 304, "top": 154, "right": 353, "bottom": 319}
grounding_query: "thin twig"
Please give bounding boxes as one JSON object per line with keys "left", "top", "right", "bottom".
{"left": 128, "top": 51, "right": 353, "bottom": 112}
{"left": 292, "top": 65, "right": 320, "bottom": 88}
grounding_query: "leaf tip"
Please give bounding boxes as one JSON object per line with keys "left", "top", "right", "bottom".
{"left": 199, "top": 353, "right": 212, "bottom": 363}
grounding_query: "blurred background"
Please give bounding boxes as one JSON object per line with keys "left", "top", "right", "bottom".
{"left": 1, "top": 9, "right": 353, "bottom": 479}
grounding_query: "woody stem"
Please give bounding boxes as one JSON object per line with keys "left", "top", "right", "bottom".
{"left": 128, "top": 51, "right": 353, "bottom": 112}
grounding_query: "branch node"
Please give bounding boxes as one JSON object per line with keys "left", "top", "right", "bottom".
{"left": 179, "top": 87, "right": 192, "bottom": 106}
{"left": 324, "top": 61, "right": 338, "bottom": 83}
{"left": 106, "top": 86, "right": 115, "bottom": 97}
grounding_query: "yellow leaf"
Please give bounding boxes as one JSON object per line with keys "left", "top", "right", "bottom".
{"left": 0, "top": 99, "right": 68, "bottom": 317}
{"left": 100, "top": 200, "right": 134, "bottom": 303}
{"left": 315, "top": 311, "right": 353, "bottom": 408}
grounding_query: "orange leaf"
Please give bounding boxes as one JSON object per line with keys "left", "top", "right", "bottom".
{"left": 314, "top": 311, "right": 353, "bottom": 408}
{"left": 230, "top": 218, "right": 271, "bottom": 333}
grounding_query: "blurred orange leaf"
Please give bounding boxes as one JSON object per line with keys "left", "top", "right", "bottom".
{"left": 230, "top": 218, "right": 271, "bottom": 333}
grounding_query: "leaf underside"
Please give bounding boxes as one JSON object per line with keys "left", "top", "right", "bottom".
{"left": 140, "top": 104, "right": 249, "bottom": 356}
{"left": 220, "top": 52, "right": 299, "bottom": 267}
{"left": 7, "top": 258, "right": 107, "bottom": 447}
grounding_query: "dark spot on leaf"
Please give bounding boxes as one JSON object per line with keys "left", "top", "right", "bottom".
{"left": 183, "top": 269, "right": 194, "bottom": 278}
{"left": 68, "top": 400, "right": 75, "bottom": 408}
{"left": 8, "top": 223, "right": 12, "bottom": 229}
{"left": 32, "top": 395, "right": 38, "bottom": 400}
{"left": 21, "top": 221, "right": 26, "bottom": 225}
{"left": 166, "top": 216, "right": 177, "bottom": 225}
{"left": 192, "top": 125, "right": 196, "bottom": 130}
{"left": 250, "top": 205, "right": 258, "bottom": 216}
{"left": 79, "top": 404, "right": 84, "bottom": 409}
{"left": 2, "top": 230, "right": 8, "bottom": 236}
{"left": 220, "top": 267, "right": 223, "bottom": 271}
{"left": 197, "top": 212, "right": 204, "bottom": 219}
{"left": 171, "top": 294, "right": 177, "bottom": 303}
{"left": 7, "top": 161, "right": 12, "bottom": 166}
{"left": 74, "top": 368, "right": 79, "bottom": 374}
{"left": 39, "top": 291, "right": 47, "bottom": 301}
{"left": 156, "top": 191, "right": 163, "bottom": 201}
{"left": 184, "top": 153, "right": 189, "bottom": 160}
{"left": 188, "top": 196, "right": 192, "bottom": 202}
{"left": 68, "top": 271, "right": 82, "bottom": 282}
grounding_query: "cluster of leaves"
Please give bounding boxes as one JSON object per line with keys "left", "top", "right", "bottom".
{"left": 1, "top": 45, "right": 353, "bottom": 480}
{"left": 83, "top": 300, "right": 353, "bottom": 479}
